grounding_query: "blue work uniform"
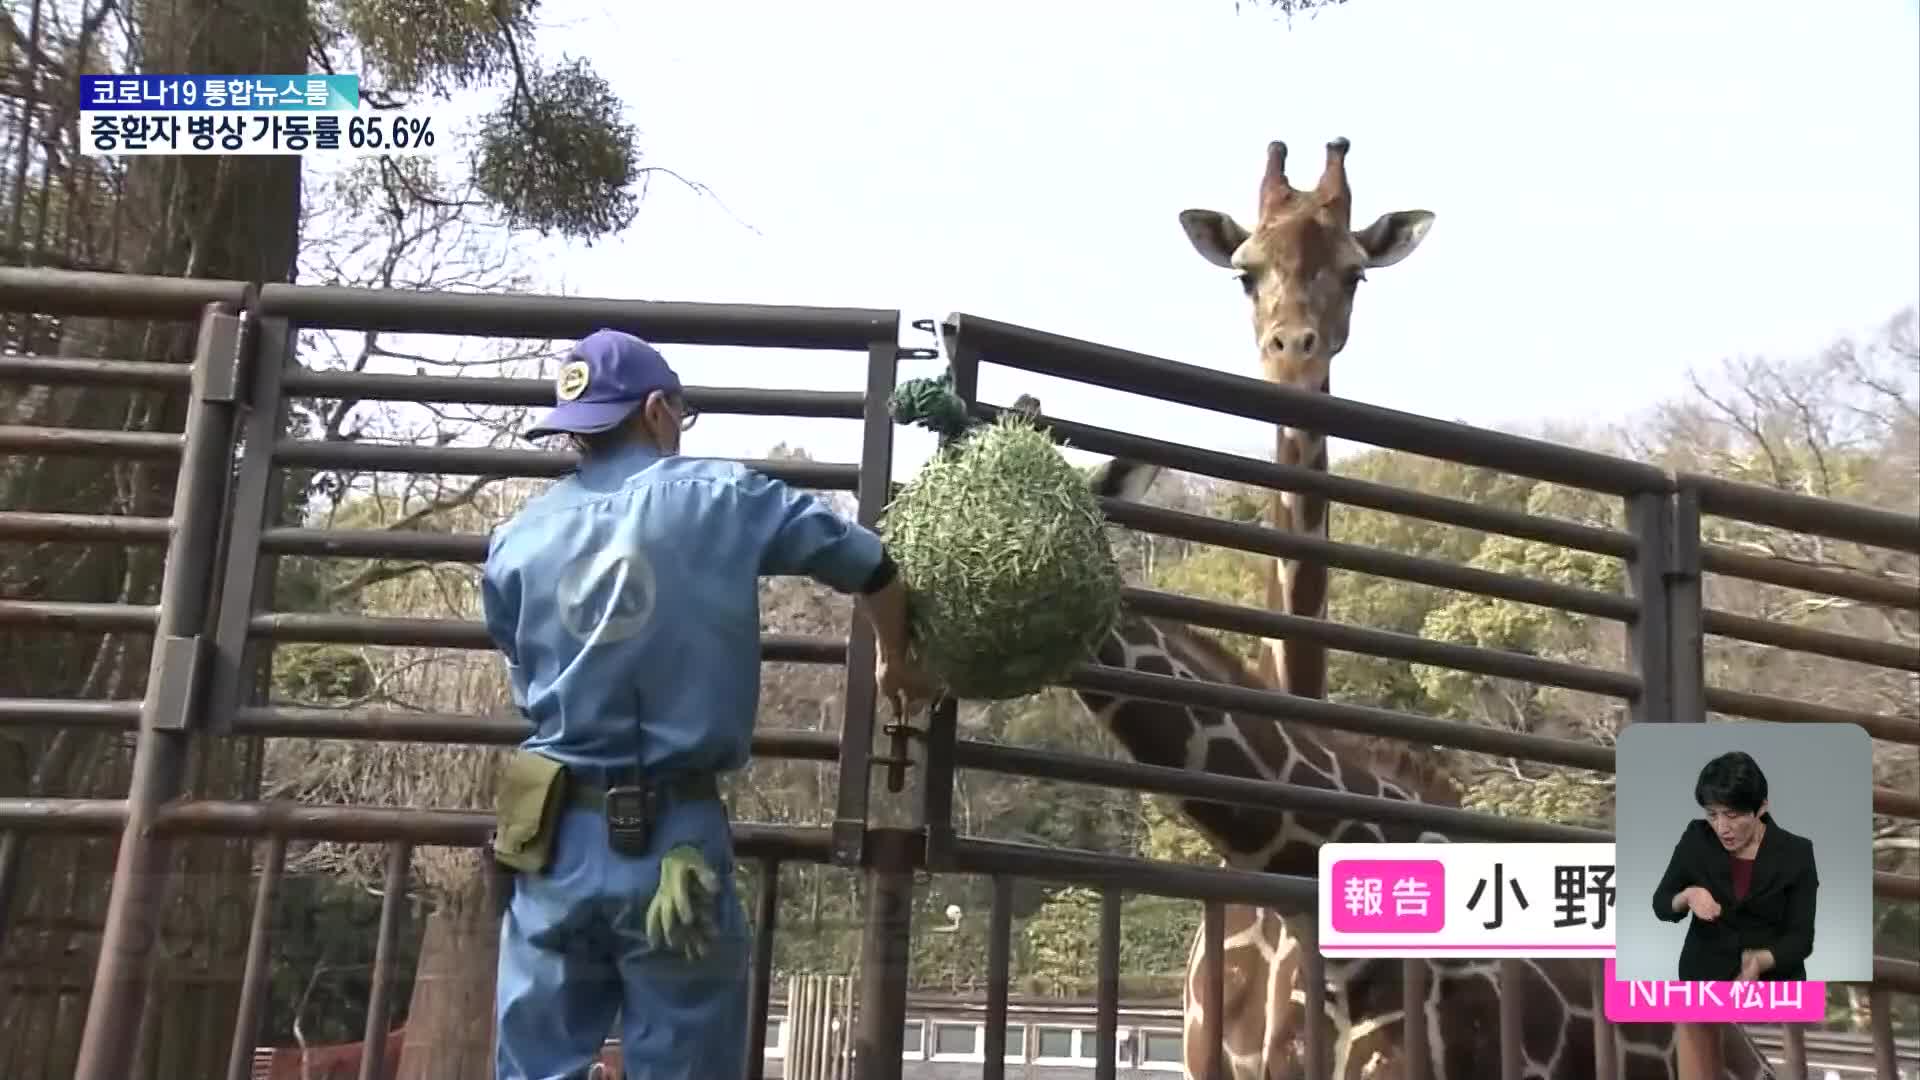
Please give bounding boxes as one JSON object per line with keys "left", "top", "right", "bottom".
{"left": 482, "top": 440, "right": 885, "bottom": 1080}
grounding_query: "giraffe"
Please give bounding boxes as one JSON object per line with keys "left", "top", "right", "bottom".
{"left": 1052, "top": 136, "right": 1771, "bottom": 1077}
{"left": 1174, "top": 136, "right": 1432, "bottom": 699}
{"left": 1079, "top": 445, "right": 1778, "bottom": 1080}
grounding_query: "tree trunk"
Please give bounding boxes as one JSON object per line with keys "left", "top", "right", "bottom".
{"left": 0, "top": 0, "right": 308, "bottom": 1073}
{"left": 394, "top": 861, "right": 499, "bottom": 1080}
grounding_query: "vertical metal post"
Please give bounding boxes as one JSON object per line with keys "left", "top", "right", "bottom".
{"left": 1588, "top": 962, "right": 1617, "bottom": 1079}
{"left": 1869, "top": 987, "right": 1897, "bottom": 1080}
{"left": 1625, "top": 492, "right": 1676, "bottom": 725}
{"left": 832, "top": 324, "right": 901, "bottom": 870}
{"left": 205, "top": 316, "right": 291, "bottom": 732}
{"left": 73, "top": 302, "right": 251, "bottom": 1080}
{"left": 1301, "top": 919, "right": 1328, "bottom": 1080}
{"left": 746, "top": 858, "right": 780, "bottom": 1080}
{"left": 358, "top": 841, "right": 410, "bottom": 1080}
{"left": 1666, "top": 487, "right": 1705, "bottom": 724}
{"left": 983, "top": 875, "right": 1012, "bottom": 1080}
{"left": 1201, "top": 902, "right": 1225, "bottom": 1080}
{"left": 853, "top": 829, "right": 916, "bottom": 1080}
{"left": 223, "top": 834, "right": 287, "bottom": 1080}
{"left": 1498, "top": 957, "right": 1525, "bottom": 1080}
{"left": 1095, "top": 888, "right": 1122, "bottom": 1080}
{"left": 915, "top": 324, "right": 974, "bottom": 867}
{"left": 1779, "top": 1024, "right": 1806, "bottom": 1080}
{"left": 1401, "top": 958, "right": 1429, "bottom": 1080}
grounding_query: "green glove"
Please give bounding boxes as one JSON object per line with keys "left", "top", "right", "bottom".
{"left": 645, "top": 844, "right": 720, "bottom": 960}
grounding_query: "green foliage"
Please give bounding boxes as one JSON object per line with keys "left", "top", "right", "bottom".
{"left": 1458, "top": 770, "right": 1612, "bottom": 829}
{"left": 338, "top": 0, "right": 536, "bottom": 94}
{"left": 1017, "top": 888, "right": 1194, "bottom": 997}
{"left": 272, "top": 643, "right": 375, "bottom": 704}
{"left": 473, "top": 57, "right": 642, "bottom": 240}
{"left": 882, "top": 414, "right": 1123, "bottom": 700}
{"left": 1147, "top": 539, "right": 1266, "bottom": 663}
{"left": 1138, "top": 794, "right": 1217, "bottom": 866}
{"left": 260, "top": 873, "right": 423, "bottom": 1043}
{"left": 1413, "top": 483, "right": 1624, "bottom": 735}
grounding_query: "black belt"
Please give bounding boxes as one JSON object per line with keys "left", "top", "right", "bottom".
{"left": 567, "top": 773, "right": 721, "bottom": 812}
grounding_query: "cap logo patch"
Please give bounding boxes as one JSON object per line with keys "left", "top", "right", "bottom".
{"left": 556, "top": 360, "right": 590, "bottom": 402}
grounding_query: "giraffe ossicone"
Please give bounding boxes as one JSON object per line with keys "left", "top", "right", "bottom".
{"left": 1045, "top": 136, "right": 1777, "bottom": 1078}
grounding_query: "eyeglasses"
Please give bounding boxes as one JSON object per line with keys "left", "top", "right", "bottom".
{"left": 676, "top": 402, "right": 700, "bottom": 431}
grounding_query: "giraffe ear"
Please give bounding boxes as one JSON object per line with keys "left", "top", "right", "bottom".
{"left": 1088, "top": 458, "right": 1162, "bottom": 502}
{"left": 1354, "top": 209, "right": 1435, "bottom": 269}
{"left": 1178, "top": 209, "right": 1250, "bottom": 269}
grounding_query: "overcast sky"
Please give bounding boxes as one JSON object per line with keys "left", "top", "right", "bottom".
{"left": 349, "top": 0, "right": 1920, "bottom": 479}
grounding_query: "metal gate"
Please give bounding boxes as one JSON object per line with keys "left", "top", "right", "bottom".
{"left": 0, "top": 266, "right": 1915, "bottom": 1080}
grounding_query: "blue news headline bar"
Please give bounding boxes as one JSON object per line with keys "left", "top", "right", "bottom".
{"left": 80, "top": 74, "right": 359, "bottom": 112}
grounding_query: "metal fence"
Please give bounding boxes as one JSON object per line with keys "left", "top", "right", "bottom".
{"left": 0, "top": 264, "right": 1914, "bottom": 1080}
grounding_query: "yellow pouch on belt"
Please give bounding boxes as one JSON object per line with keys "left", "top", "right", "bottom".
{"left": 492, "top": 749, "right": 568, "bottom": 875}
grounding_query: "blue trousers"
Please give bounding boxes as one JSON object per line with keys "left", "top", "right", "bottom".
{"left": 495, "top": 802, "right": 750, "bottom": 1080}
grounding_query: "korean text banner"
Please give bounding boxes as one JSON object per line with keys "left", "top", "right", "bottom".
{"left": 81, "top": 75, "right": 360, "bottom": 112}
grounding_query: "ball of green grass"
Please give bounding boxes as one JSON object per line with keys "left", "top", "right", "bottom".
{"left": 880, "top": 411, "right": 1123, "bottom": 700}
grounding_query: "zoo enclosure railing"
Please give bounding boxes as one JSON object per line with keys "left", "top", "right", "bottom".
{"left": 0, "top": 265, "right": 1912, "bottom": 1080}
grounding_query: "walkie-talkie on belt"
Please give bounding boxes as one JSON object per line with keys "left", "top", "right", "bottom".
{"left": 604, "top": 782, "right": 656, "bottom": 857}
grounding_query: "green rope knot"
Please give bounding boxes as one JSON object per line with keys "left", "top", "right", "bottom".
{"left": 888, "top": 368, "right": 975, "bottom": 446}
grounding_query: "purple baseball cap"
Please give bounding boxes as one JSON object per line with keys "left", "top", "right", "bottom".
{"left": 525, "top": 329, "right": 684, "bottom": 439}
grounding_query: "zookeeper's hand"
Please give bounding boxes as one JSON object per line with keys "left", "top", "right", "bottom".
{"left": 645, "top": 845, "right": 720, "bottom": 961}
{"left": 1680, "top": 886, "right": 1721, "bottom": 922}
{"left": 875, "top": 645, "right": 935, "bottom": 719}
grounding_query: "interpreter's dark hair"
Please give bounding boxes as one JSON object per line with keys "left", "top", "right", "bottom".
{"left": 1693, "top": 750, "right": 1768, "bottom": 815}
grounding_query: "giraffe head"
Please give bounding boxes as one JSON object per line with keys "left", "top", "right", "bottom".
{"left": 1179, "top": 139, "right": 1434, "bottom": 397}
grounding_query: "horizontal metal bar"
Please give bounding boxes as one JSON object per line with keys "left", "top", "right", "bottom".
{"left": 1064, "top": 662, "right": 1617, "bottom": 771}
{"left": 228, "top": 708, "right": 843, "bottom": 764}
{"left": 0, "top": 797, "right": 837, "bottom": 861}
{"left": 945, "top": 835, "right": 1317, "bottom": 908}
{"left": 21, "top": 696, "right": 1907, "bottom": 819}
{"left": 271, "top": 439, "right": 862, "bottom": 489}
{"left": 0, "top": 698, "right": 142, "bottom": 726}
{"left": 1880, "top": 874, "right": 1920, "bottom": 903}
{"left": 1702, "top": 686, "right": 1920, "bottom": 746}
{"left": 247, "top": 612, "right": 850, "bottom": 661}
{"left": 1873, "top": 787, "right": 1920, "bottom": 820}
{"left": 0, "top": 425, "right": 181, "bottom": 460}
{"left": 1102, "top": 496, "right": 1639, "bottom": 621}
{"left": 257, "top": 281, "right": 895, "bottom": 350}
{"left": 0, "top": 267, "right": 249, "bottom": 318}
{"left": 1687, "top": 473, "right": 1920, "bottom": 555}
{"left": 260, "top": 526, "right": 484, "bottom": 562}
{"left": 0, "top": 355, "right": 191, "bottom": 389}
{"left": 991, "top": 403, "right": 1638, "bottom": 559}
{"left": 1877, "top": 956, "right": 1920, "bottom": 995}
{"left": 951, "top": 738, "right": 1607, "bottom": 842}
{"left": 0, "top": 601, "right": 156, "bottom": 632}
{"left": 0, "top": 604, "right": 851, "bottom": 666}
{"left": 281, "top": 367, "right": 868, "bottom": 418}
{"left": 950, "top": 313, "right": 1675, "bottom": 496}
{"left": 1125, "top": 586, "right": 1641, "bottom": 699}
{"left": 1703, "top": 608, "right": 1920, "bottom": 672}
{"left": 1701, "top": 544, "right": 1920, "bottom": 611}
{"left": 0, "top": 699, "right": 848, "bottom": 768}
{"left": 0, "top": 512, "right": 171, "bottom": 545}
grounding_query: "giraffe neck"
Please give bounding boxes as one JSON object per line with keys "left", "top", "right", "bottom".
{"left": 1263, "top": 420, "right": 1331, "bottom": 700}
{"left": 1081, "top": 616, "right": 1451, "bottom": 887}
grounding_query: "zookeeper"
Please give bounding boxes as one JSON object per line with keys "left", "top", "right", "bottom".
{"left": 481, "top": 328, "right": 932, "bottom": 1080}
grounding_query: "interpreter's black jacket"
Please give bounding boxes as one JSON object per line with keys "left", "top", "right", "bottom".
{"left": 1650, "top": 813, "right": 1818, "bottom": 982}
